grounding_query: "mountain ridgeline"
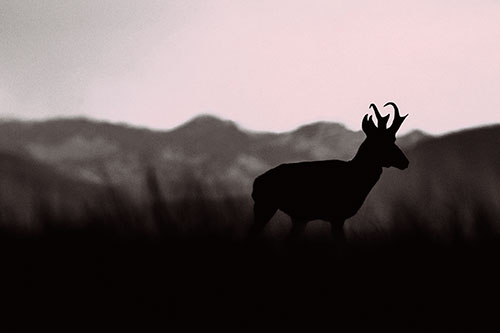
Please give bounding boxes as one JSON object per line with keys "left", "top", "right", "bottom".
{"left": 2, "top": 114, "right": 500, "bottom": 241}
{"left": 0, "top": 115, "right": 428, "bottom": 198}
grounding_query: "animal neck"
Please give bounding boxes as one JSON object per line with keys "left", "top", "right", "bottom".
{"left": 350, "top": 140, "right": 383, "bottom": 178}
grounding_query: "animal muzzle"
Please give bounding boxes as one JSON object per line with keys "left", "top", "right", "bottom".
{"left": 389, "top": 145, "right": 409, "bottom": 170}
{"left": 394, "top": 156, "right": 409, "bottom": 170}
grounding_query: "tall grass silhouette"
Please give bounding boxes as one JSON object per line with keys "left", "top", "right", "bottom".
{"left": 2, "top": 123, "right": 500, "bottom": 331}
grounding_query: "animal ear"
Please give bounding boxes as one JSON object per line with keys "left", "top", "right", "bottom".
{"left": 362, "top": 114, "right": 377, "bottom": 136}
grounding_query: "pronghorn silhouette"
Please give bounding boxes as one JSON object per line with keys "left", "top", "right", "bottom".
{"left": 249, "top": 102, "right": 409, "bottom": 243}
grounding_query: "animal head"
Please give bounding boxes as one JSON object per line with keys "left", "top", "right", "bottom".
{"left": 361, "top": 102, "right": 409, "bottom": 170}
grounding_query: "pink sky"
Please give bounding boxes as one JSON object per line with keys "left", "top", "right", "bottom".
{"left": 1, "top": 1, "right": 500, "bottom": 134}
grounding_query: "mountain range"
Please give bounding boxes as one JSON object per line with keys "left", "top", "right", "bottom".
{"left": 2, "top": 114, "right": 500, "bottom": 239}
{"left": 0, "top": 115, "right": 429, "bottom": 199}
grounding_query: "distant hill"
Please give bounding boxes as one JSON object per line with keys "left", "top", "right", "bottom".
{"left": 2, "top": 115, "right": 500, "bottom": 239}
{"left": 0, "top": 115, "right": 429, "bottom": 197}
{"left": 350, "top": 125, "right": 500, "bottom": 241}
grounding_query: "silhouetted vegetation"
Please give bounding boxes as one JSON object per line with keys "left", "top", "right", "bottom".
{"left": 0, "top": 166, "right": 499, "bottom": 331}
{"left": 1, "top": 124, "right": 500, "bottom": 330}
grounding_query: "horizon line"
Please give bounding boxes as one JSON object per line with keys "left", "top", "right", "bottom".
{"left": 0, "top": 112, "right": 496, "bottom": 137}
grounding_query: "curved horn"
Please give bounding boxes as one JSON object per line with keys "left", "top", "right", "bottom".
{"left": 384, "top": 102, "right": 408, "bottom": 134}
{"left": 369, "top": 103, "right": 389, "bottom": 129}
{"left": 362, "top": 114, "right": 377, "bottom": 136}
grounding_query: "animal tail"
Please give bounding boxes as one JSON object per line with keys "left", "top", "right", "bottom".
{"left": 252, "top": 168, "right": 279, "bottom": 203}
{"left": 251, "top": 173, "right": 277, "bottom": 204}
{"left": 251, "top": 175, "right": 262, "bottom": 202}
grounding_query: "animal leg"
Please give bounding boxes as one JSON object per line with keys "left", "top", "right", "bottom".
{"left": 330, "top": 220, "right": 346, "bottom": 246}
{"left": 248, "top": 202, "right": 277, "bottom": 239}
{"left": 289, "top": 218, "right": 307, "bottom": 243}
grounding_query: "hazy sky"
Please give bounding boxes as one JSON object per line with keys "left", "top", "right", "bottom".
{"left": 1, "top": 0, "right": 500, "bottom": 134}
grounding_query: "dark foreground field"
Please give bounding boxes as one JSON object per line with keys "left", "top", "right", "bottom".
{"left": 1, "top": 188, "right": 500, "bottom": 332}
{"left": 2, "top": 117, "right": 500, "bottom": 330}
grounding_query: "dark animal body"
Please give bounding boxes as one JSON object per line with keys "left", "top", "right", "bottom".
{"left": 252, "top": 160, "right": 381, "bottom": 222}
{"left": 249, "top": 102, "right": 409, "bottom": 242}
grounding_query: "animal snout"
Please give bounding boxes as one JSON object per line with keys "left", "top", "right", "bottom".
{"left": 398, "top": 158, "right": 409, "bottom": 170}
